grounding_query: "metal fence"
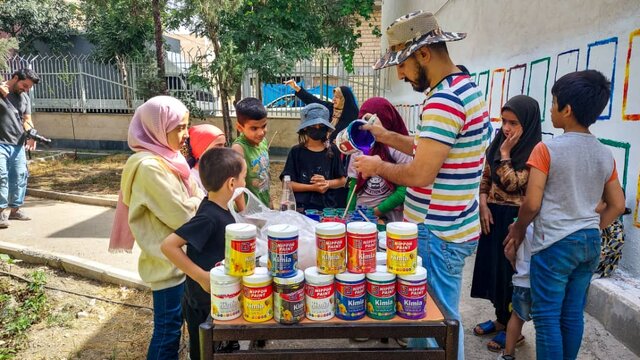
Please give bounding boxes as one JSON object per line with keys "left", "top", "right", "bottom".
{"left": 1, "top": 49, "right": 383, "bottom": 118}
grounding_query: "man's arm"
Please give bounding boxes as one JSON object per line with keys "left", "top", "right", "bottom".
{"left": 354, "top": 137, "right": 450, "bottom": 188}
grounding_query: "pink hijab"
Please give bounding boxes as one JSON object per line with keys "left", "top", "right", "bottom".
{"left": 109, "top": 96, "right": 191, "bottom": 253}
{"left": 128, "top": 95, "right": 192, "bottom": 191}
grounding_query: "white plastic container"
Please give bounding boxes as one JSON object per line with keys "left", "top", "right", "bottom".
{"left": 304, "top": 267, "right": 335, "bottom": 321}
{"left": 209, "top": 266, "right": 241, "bottom": 320}
{"left": 376, "top": 251, "right": 386, "bottom": 266}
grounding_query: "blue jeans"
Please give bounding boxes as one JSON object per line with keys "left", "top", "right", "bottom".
{"left": 0, "top": 143, "right": 28, "bottom": 209}
{"left": 530, "top": 229, "right": 600, "bottom": 360}
{"left": 148, "top": 282, "right": 185, "bottom": 360}
{"left": 408, "top": 224, "right": 477, "bottom": 359}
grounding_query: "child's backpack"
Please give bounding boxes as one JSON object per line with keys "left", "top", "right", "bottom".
{"left": 596, "top": 218, "right": 625, "bottom": 277}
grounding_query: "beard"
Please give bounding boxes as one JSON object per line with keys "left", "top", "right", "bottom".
{"left": 405, "top": 64, "right": 430, "bottom": 93}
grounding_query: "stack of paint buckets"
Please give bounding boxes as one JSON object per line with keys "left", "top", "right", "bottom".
{"left": 209, "top": 220, "right": 428, "bottom": 324}
{"left": 313, "top": 221, "right": 428, "bottom": 321}
{"left": 210, "top": 223, "right": 306, "bottom": 325}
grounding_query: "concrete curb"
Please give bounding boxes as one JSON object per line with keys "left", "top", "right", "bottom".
{"left": 586, "top": 277, "right": 640, "bottom": 356}
{"left": 27, "top": 188, "right": 117, "bottom": 208}
{"left": 0, "top": 241, "right": 148, "bottom": 291}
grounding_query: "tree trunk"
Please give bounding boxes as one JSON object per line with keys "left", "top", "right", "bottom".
{"left": 152, "top": 0, "right": 167, "bottom": 94}
{"left": 116, "top": 55, "right": 133, "bottom": 109}
{"left": 210, "top": 32, "right": 235, "bottom": 144}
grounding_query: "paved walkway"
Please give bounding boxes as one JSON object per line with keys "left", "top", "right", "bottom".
{"left": 1, "top": 196, "right": 637, "bottom": 359}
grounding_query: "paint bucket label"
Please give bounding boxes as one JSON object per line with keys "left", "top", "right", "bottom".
{"left": 386, "top": 234, "right": 417, "bottom": 275}
{"left": 335, "top": 279, "right": 366, "bottom": 320}
{"left": 268, "top": 235, "right": 298, "bottom": 277}
{"left": 336, "top": 119, "right": 375, "bottom": 155}
{"left": 305, "top": 283, "right": 335, "bottom": 321}
{"left": 274, "top": 285, "right": 305, "bottom": 325}
{"left": 211, "top": 288, "right": 242, "bottom": 321}
{"left": 347, "top": 232, "right": 377, "bottom": 273}
{"left": 317, "top": 234, "right": 346, "bottom": 274}
{"left": 396, "top": 279, "right": 427, "bottom": 320}
{"left": 366, "top": 280, "right": 396, "bottom": 320}
{"left": 242, "top": 284, "right": 273, "bottom": 322}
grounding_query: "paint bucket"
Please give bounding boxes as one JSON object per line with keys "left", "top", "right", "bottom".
{"left": 316, "top": 222, "right": 347, "bottom": 274}
{"left": 386, "top": 222, "right": 418, "bottom": 275}
{"left": 209, "top": 266, "right": 242, "bottom": 321}
{"left": 366, "top": 266, "right": 396, "bottom": 320}
{"left": 242, "top": 267, "right": 273, "bottom": 322}
{"left": 335, "top": 119, "right": 375, "bottom": 155}
{"left": 225, "top": 223, "right": 257, "bottom": 276}
{"left": 346, "top": 222, "right": 378, "bottom": 273}
{"left": 304, "top": 267, "right": 335, "bottom": 321}
{"left": 335, "top": 271, "right": 366, "bottom": 320}
{"left": 267, "top": 224, "right": 298, "bottom": 277}
{"left": 396, "top": 266, "right": 427, "bottom": 320}
{"left": 273, "top": 270, "right": 306, "bottom": 325}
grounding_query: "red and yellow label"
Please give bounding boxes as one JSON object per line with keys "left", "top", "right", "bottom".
{"left": 347, "top": 232, "right": 377, "bottom": 273}
{"left": 386, "top": 235, "right": 417, "bottom": 275}
{"left": 316, "top": 234, "right": 346, "bottom": 274}
{"left": 242, "top": 285, "right": 273, "bottom": 322}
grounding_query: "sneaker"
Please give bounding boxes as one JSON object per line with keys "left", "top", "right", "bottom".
{"left": 497, "top": 353, "right": 516, "bottom": 360}
{"left": 9, "top": 208, "right": 31, "bottom": 221}
{"left": 0, "top": 209, "right": 8, "bottom": 228}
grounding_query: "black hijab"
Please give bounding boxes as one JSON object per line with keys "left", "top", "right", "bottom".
{"left": 486, "top": 95, "right": 542, "bottom": 186}
{"left": 330, "top": 86, "right": 359, "bottom": 140}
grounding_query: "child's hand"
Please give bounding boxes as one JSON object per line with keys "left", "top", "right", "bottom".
{"left": 310, "top": 174, "right": 326, "bottom": 183}
{"left": 197, "top": 270, "right": 211, "bottom": 294}
{"left": 315, "top": 181, "right": 330, "bottom": 194}
{"left": 500, "top": 127, "right": 522, "bottom": 157}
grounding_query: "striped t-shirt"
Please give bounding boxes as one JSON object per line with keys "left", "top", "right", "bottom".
{"left": 403, "top": 73, "right": 490, "bottom": 243}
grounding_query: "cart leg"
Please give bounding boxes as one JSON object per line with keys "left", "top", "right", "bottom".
{"left": 444, "top": 319, "right": 459, "bottom": 360}
{"left": 199, "top": 318, "right": 215, "bottom": 360}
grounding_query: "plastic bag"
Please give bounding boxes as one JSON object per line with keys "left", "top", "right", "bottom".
{"left": 228, "top": 188, "right": 318, "bottom": 270}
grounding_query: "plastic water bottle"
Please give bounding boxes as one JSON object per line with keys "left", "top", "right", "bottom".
{"left": 280, "top": 175, "right": 297, "bottom": 211}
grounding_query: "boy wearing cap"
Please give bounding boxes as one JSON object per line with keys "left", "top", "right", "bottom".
{"left": 280, "top": 103, "right": 347, "bottom": 211}
{"left": 354, "top": 10, "right": 490, "bottom": 357}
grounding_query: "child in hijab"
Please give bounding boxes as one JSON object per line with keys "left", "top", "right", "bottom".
{"left": 346, "top": 97, "right": 412, "bottom": 222}
{"left": 120, "top": 96, "right": 203, "bottom": 359}
{"left": 470, "top": 95, "right": 542, "bottom": 353}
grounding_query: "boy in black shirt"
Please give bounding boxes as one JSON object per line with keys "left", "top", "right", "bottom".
{"left": 161, "top": 147, "right": 246, "bottom": 360}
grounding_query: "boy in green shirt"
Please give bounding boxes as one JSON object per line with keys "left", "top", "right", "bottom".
{"left": 231, "top": 97, "right": 271, "bottom": 207}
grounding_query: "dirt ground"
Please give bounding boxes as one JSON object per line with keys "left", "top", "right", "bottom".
{"left": 27, "top": 152, "right": 285, "bottom": 205}
{"left": 0, "top": 260, "right": 165, "bottom": 360}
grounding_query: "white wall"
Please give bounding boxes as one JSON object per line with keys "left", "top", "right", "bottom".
{"left": 381, "top": 0, "right": 640, "bottom": 278}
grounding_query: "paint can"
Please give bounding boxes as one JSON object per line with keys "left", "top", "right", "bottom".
{"left": 386, "top": 222, "right": 418, "bottom": 275}
{"left": 316, "top": 222, "right": 347, "bottom": 274}
{"left": 273, "top": 270, "right": 305, "bottom": 325}
{"left": 267, "top": 224, "right": 298, "bottom": 277}
{"left": 209, "top": 266, "right": 241, "bottom": 321}
{"left": 242, "top": 267, "right": 273, "bottom": 322}
{"left": 366, "top": 265, "right": 396, "bottom": 320}
{"left": 396, "top": 266, "right": 427, "bottom": 320}
{"left": 335, "top": 271, "right": 366, "bottom": 320}
{"left": 335, "top": 119, "right": 376, "bottom": 155}
{"left": 304, "top": 267, "right": 335, "bottom": 321}
{"left": 225, "top": 223, "right": 257, "bottom": 276}
{"left": 346, "top": 222, "right": 378, "bottom": 273}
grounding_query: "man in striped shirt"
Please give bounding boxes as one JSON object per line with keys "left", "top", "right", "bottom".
{"left": 354, "top": 10, "right": 490, "bottom": 357}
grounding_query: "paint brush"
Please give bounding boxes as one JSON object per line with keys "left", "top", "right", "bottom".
{"left": 343, "top": 189, "right": 357, "bottom": 219}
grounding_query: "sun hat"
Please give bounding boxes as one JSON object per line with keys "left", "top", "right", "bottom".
{"left": 298, "top": 103, "right": 335, "bottom": 131}
{"left": 373, "top": 10, "right": 467, "bottom": 70}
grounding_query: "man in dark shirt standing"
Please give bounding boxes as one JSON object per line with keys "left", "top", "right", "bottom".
{"left": 0, "top": 68, "right": 40, "bottom": 228}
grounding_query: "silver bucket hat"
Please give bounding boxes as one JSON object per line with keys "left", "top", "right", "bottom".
{"left": 373, "top": 10, "right": 466, "bottom": 70}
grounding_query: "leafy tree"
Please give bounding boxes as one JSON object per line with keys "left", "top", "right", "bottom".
{"left": 173, "top": 0, "right": 377, "bottom": 142}
{"left": 82, "top": 0, "right": 155, "bottom": 108}
{"left": 0, "top": 38, "right": 19, "bottom": 71}
{"left": 0, "top": 0, "right": 76, "bottom": 54}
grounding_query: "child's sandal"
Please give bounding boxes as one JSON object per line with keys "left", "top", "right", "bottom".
{"left": 487, "top": 331, "right": 525, "bottom": 352}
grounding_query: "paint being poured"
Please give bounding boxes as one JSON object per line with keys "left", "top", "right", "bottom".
{"left": 350, "top": 121, "right": 375, "bottom": 155}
